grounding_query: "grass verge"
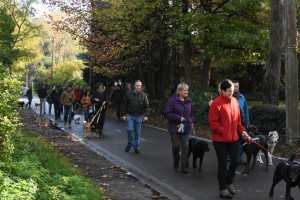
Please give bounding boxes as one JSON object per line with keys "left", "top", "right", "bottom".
{"left": 0, "top": 131, "right": 108, "bottom": 200}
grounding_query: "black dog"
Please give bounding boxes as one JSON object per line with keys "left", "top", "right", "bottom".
{"left": 241, "top": 134, "right": 269, "bottom": 175}
{"left": 17, "top": 100, "right": 25, "bottom": 109}
{"left": 188, "top": 138, "right": 210, "bottom": 172}
{"left": 269, "top": 154, "right": 300, "bottom": 200}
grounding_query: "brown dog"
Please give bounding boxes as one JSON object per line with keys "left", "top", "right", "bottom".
{"left": 83, "top": 121, "right": 91, "bottom": 137}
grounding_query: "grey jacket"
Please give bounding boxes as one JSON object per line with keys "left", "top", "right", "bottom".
{"left": 122, "top": 90, "right": 149, "bottom": 117}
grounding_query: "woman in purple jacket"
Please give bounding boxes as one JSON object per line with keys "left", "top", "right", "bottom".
{"left": 165, "top": 83, "right": 194, "bottom": 173}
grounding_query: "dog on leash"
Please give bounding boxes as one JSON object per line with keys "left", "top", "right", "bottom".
{"left": 17, "top": 100, "right": 25, "bottom": 109}
{"left": 257, "top": 131, "right": 279, "bottom": 165}
{"left": 83, "top": 121, "right": 91, "bottom": 137}
{"left": 241, "top": 134, "right": 269, "bottom": 175}
{"left": 269, "top": 154, "right": 300, "bottom": 200}
{"left": 74, "top": 115, "right": 81, "bottom": 124}
{"left": 187, "top": 138, "right": 210, "bottom": 172}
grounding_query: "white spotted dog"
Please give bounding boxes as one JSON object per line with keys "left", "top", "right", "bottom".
{"left": 256, "top": 131, "right": 279, "bottom": 165}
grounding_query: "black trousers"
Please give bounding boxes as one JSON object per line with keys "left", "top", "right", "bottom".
{"left": 213, "top": 140, "right": 239, "bottom": 191}
{"left": 54, "top": 102, "right": 61, "bottom": 118}
{"left": 115, "top": 103, "right": 122, "bottom": 120}
{"left": 95, "top": 105, "right": 106, "bottom": 132}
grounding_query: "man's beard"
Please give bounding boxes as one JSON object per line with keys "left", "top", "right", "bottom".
{"left": 233, "top": 91, "right": 240, "bottom": 99}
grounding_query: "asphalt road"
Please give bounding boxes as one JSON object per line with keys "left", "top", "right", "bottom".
{"left": 20, "top": 95, "right": 298, "bottom": 200}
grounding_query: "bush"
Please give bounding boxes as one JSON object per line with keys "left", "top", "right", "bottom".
{"left": 0, "top": 68, "right": 22, "bottom": 162}
{"left": 249, "top": 105, "right": 286, "bottom": 135}
{"left": 0, "top": 132, "right": 104, "bottom": 200}
{"left": 194, "top": 103, "right": 210, "bottom": 127}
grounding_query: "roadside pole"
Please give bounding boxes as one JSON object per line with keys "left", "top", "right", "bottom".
{"left": 285, "top": 0, "right": 299, "bottom": 143}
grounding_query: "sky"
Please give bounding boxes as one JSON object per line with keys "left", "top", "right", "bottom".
{"left": 33, "top": 0, "right": 51, "bottom": 17}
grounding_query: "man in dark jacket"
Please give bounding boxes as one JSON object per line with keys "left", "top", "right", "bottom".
{"left": 91, "top": 83, "right": 108, "bottom": 134}
{"left": 51, "top": 85, "right": 62, "bottom": 119}
{"left": 110, "top": 84, "right": 125, "bottom": 120}
{"left": 122, "top": 80, "right": 149, "bottom": 153}
{"left": 25, "top": 86, "right": 33, "bottom": 109}
{"left": 38, "top": 85, "right": 47, "bottom": 115}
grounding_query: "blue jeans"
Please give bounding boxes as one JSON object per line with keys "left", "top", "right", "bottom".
{"left": 84, "top": 110, "right": 90, "bottom": 121}
{"left": 126, "top": 114, "right": 143, "bottom": 149}
{"left": 63, "top": 105, "right": 72, "bottom": 125}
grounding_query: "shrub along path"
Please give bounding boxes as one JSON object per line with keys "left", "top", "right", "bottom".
{"left": 19, "top": 109, "right": 165, "bottom": 200}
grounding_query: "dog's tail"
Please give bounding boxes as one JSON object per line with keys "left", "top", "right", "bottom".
{"left": 288, "top": 154, "right": 296, "bottom": 162}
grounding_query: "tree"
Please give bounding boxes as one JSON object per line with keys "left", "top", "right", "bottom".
{"left": 0, "top": 0, "right": 41, "bottom": 75}
{"left": 262, "top": 0, "right": 284, "bottom": 106}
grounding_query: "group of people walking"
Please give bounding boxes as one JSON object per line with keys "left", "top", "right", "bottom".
{"left": 25, "top": 79, "right": 251, "bottom": 199}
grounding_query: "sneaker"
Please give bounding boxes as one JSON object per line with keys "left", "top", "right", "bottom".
{"left": 173, "top": 161, "right": 179, "bottom": 170}
{"left": 134, "top": 148, "right": 140, "bottom": 153}
{"left": 125, "top": 145, "right": 131, "bottom": 152}
{"left": 181, "top": 165, "right": 189, "bottom": 174}
{"left": 219, "top": 189, "right": 233, "bottom": 199}
{"left": 68, "top": 125, "right": 71, "bottom": 129}
{"left": 64, "top": 122, "right": 67, "bottom": 126}
{"left": 227, "top": 184, "right": 236, "bottom": 195}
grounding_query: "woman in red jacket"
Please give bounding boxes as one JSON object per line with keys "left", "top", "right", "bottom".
{"left": 209, "top": 79, "right": 249, "bottom": 199}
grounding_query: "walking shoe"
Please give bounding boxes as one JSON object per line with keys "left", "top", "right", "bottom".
{"left": 173, "top": 161, "right": 179, "bottom": 170}
{"left": 227, "top": 184, "right": 236, "bottom": 195}
{"left": 219, "top": 189, "right": 233, "bottom": 199}
{"left": 68, "top": 125, "right": 71, "bottom": 129}
{"left": 134, "top": 148, "right": 140, "bottom": 153}
{"left": 64, "top": 122, "right": 67, "bottom": 126}
{"left": 125, "top": 145, "right": 131, "bottom": 152}
{"left": 181, "top": 165, "right": 189, "bottom": 174}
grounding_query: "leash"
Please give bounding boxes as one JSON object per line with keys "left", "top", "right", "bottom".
{"left": 178, "top": 122, "right": 193, "bottom": 141}
{"left": 247, "top": 125, "right": 264, "bottom": 135}
{"left": 248, "top": 138, "right": 289, "bottom": 165}
{"left": 96, "top": 102, "right": 105, "bottom": 123}
{"left": 88, "top": 102, "right": 105, "bottom": 126}
{"left": 72, "top": 100, "right": 81, "bottom": 106}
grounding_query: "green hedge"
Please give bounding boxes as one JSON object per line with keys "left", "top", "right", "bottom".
{"left": 0, "top": 68, "right": 22, "bottom": 162}
{"left": 249, "top": 105, "right": 286, "bottom": 135}
{"left": 0, "top": 132, "right": 104, "bottom": 199}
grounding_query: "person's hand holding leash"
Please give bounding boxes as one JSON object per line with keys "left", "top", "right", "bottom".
{"left": 143, "top": 116, "right": 148, "bottom": 122}
{"left": 242, "top": 131, "right": 253, "bottom": 144}
{"left": 122, "top": 116, "right": 126, "bottom": 121}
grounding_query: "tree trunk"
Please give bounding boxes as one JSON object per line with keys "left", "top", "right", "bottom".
{"left": 262, "top": 0, "right": 284, "bottom": 106}
{"left": 197, "top": 58, "right": 211, "bottom": 89}
{"left": 182, "top": 0, "right": 192, "bottom": 86}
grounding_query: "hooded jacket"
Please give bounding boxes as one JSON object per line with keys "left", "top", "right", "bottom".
{"left": 165, "top": 94, "right": 194, "bottom": 134}
{"left": 209, "top": 94, "right": 245, "bottom": 143}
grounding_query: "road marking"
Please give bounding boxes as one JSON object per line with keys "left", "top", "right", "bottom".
{"left": 140, "top": 137, "right": 146, "bottom": 141}
{"left": 115, "top": 129, "right": 122, "bottom": 132}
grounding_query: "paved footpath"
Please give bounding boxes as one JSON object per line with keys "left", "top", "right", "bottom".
{"left": 22, "top": 95, "right": 297, "bottom": 200}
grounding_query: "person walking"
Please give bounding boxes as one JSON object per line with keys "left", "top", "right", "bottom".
{"left": 165, "top": 83, "right": 194, "bottom": 174}
{"left": 47, "top": 86, "right": 55, "bottom": 114}
{"left": 38, "top": 85, "right": 47, "bottom": 114}
{"left": 110, "top": 84, "right": 125, "bottom": 121}
{"left": 81, "top": 91, "right": 92, "bottom": 122}
{"left": 73, "top": 86, "right": 83, "bottom": 113}
{"left": 51, "top": 85, "right": 62, "bottom": 120}
{"left": 232, "top": 80, "right": 250, "bottom": 165}
{"left": 25, "top": 86, "right": 33, "bottom": 109}
{"left": 122, "top": 80, "right": 149, "bottom": 153}
{"left": 209, "top": 79, "right": 251, "bottom": 199}
{"left": 92, "top": 83, "right": 108, "bottom": 134}
{"left": 60, "top": 85, "right": 75, "bottom": 128}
